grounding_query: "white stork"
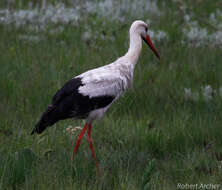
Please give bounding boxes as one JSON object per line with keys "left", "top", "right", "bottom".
{"left": 31, "top": 20, "right": 160, "bottom": 170}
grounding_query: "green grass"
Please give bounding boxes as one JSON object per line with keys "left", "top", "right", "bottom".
{"left": 1, "top": 1, "right": 222, "bottom": 189}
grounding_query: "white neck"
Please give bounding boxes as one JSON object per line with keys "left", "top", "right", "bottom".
{"left": 125, "top": 32, "right": 142, "bottom": 65}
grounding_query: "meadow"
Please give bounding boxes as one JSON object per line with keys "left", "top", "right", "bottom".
{"left": 0, "top": 0, "right": 222, "bottom": 189}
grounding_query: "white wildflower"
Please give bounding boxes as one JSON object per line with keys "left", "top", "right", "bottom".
{"left": 49, "top": 26, "right": 64, "bottom": 34}
{"left": 145, "top": 19, "right": 151, "bottom": 26}
{"left": 149, "top": 30, "right": 168, "bottom": 42}
{"left": 82, "top": 31, "right": 91, "bottom": 41}
{"left": 64, "top": 125, "right": 82, "bottom": 135}
{"left": 184, "top": 14, "right": 190, "bottom": 23}
{"left": 0, "top": 0, "right": 162, "bottom": 30}
{"left": 65, "top": 125, "right": 72, "bottom": 132}
{"left": 155, "top": 30, "right": 168, "bottom": 42}
{"left": 85, "top": 0, "right": 161, "bottom": 20}
{"left": 210, "top": 31, "right": 222, "bottom": 46}
{"left": 183, "top": 9, "right": 222, "bottom": 46}
{"left": 184, "top": 88, "right": 199, "bottom": 101}
{"left": 184, "top": 88, "right": 192, "bottom": 99}
{"left": 201, "top": 85, "right": 213, "bottom": 101}
{"left": 18, "top": 34, "right": 42, "bottom": 42}
{"left": 0, "top": 3, "right": 80, "bottom": 31}
{"left": 184, "top": 27, "right": 208, "bottom": 44}
{"left": 209, "top": 13, "right": 216, "bottom": 24}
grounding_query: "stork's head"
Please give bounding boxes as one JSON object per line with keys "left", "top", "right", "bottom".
{"left": 130, "top": 20, "right": 160, "bottom": 59}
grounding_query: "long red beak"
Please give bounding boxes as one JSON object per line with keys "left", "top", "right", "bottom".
{"left": 143, "top": 35, "right": 160, "bottom": 59}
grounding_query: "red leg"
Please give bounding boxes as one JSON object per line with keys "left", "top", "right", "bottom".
{"left": 71, "top": 122, "right": 88, "bottom": 161}
{"left": 87, "top": 123, "right": 100, "bottom": 173}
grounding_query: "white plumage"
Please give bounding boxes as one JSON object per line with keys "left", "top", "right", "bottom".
{"left": 31, "top": 20, "right": 160, "bottom": 171}
{"left": 78, "top": 20, "right": 157, "bottom": 121}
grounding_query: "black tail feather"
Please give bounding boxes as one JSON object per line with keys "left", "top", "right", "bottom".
{"left": 31, "top": 104, "right": 56, "bottom": 135}
{"left": 31, "top": 129, "right": 36, "bottom": 135}
{"left": 31, "top": 120, "right": 48, "bottom": 135}
{"left": 31, "top": 116, "right": 50, "bottom": 135}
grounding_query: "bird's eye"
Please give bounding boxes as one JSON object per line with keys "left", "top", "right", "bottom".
{"left": 145, "top": 27, "right": 148, "bottom": 32}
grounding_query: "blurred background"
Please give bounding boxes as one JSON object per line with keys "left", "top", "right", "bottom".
{"left": 0, "top": 0, "right": 222, "bottom": 189}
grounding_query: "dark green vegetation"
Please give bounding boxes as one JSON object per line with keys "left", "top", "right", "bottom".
{"left": 0, "top": 0, "right": 222, "bottom": 189}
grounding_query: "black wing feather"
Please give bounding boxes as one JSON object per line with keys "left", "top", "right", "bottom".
{"left": 31, "top": 77, "right": 114, "bottom": 134}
